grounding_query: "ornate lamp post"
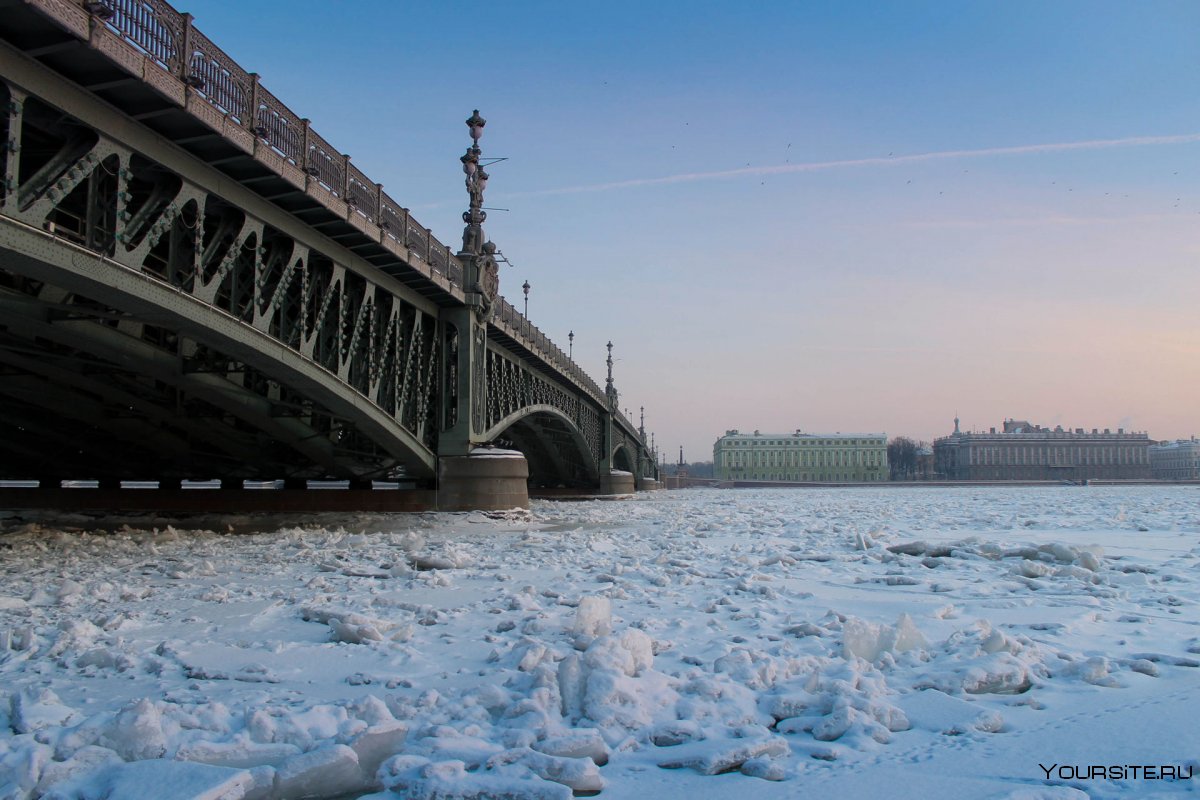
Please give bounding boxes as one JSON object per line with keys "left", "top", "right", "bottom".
{"left": 568, "top": 330, "right": 574, "bottom": 359}
{"left": 522, "top": 280, "right": 530, "bottom": 317}
{"left": 461, "top": 110, "right": 487, "bottom": 256}
{"left": 639, "top": 407, "right": 647, "bottom": 481}
{"left": 459, "top": 110, "right": 498, "bottom": 318}
{"left": 605, "top": 341, "right": 614, "bottom": 399}
{"left": 443, "top": 110, "right": 499, "bottom": 449}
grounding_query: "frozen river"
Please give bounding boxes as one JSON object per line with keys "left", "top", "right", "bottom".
{"left": 1, "top": 486, "right": 1198, "bottom": 799}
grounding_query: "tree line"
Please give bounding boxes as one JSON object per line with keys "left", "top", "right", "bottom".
{"left": 887, "top": 437, "right": 931, "bottom": 480}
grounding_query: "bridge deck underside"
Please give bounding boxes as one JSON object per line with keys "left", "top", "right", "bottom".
{"left": 0, "top": 270, "right": 405, "bottom": 484}
{"left": 500, "top": 413, "right": 598, "bottom": 491}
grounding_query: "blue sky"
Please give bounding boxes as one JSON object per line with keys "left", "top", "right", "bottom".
{"left": 182, "top": 1, "right": 1200, "bottom": 461}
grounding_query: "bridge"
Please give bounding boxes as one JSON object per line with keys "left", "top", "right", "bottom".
{"left": 0, "top": 0, "right": 659, "bottom": 509}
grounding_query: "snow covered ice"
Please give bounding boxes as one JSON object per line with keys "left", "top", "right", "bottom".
{"left": 1, "top": 486, "right": 1198, "bottom": 799}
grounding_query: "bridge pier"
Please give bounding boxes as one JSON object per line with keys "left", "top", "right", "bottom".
{"left": 437, "top": 450, "right": 529, "bottom": 511}
{"left": 599, "top": 470, "right": 636, "bottom": 495}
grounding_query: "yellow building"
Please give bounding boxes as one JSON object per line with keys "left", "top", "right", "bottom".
{"left": 713, "top": 429, "right": 888, "bottom": 482}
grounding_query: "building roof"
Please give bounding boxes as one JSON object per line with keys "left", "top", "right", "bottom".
{"left": 1150, "top": 438, "right": 1200, "bottom": 450}
{"left": 718, "top": 430, "right": 885, "bottom": 441}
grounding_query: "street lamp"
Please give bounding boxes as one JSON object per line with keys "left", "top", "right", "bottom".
{"left": 458, "top": 109, "right": 504, "bottom": 320}
{"left": 568, "top": 330, "right": 574, "bottom": 359}
{"left": 522, "top": 280, "right": 530, "bottom": 317}
{"left": 460, "top": 110, "right": 488, "bottom": 257}
{"left": 605, "top": 340, "right": 617, "bottom": 407}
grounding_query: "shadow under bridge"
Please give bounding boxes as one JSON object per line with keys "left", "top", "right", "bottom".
{"left": 480, "top": 343, "right": 605, "bottom": 490}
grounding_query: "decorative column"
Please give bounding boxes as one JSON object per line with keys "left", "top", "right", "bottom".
{"left": 599, "top": 340, "right": 634, "bottom": 495}
{"left": 636, "top": 406, "right": 656, "bottom": 490}
{"left": 438, "top": 110, "right": 528, "bottom": 510}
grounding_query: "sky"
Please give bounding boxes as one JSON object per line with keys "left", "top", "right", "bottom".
{"left": 179, "top": 0, "right": 1200, "bottom": 463}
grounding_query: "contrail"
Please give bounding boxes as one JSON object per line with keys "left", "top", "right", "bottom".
{"left": 509, "top": 133, "right": 1200, "bottom": 197}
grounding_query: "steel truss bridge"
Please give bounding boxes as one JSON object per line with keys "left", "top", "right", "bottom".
{"left": 0, "top": 0, "right": 657, "bottom": 499}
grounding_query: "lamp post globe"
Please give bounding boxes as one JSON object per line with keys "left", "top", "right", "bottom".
{"left": 466, "top": 109, "right": 486, "bottom": 143}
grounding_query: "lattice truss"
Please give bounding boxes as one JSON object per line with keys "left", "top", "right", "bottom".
{"left": 0, "top": 84, "right": 438, "bottom": 480}
{"left": 484, "top": 346, "right": 605, "bottom": 487}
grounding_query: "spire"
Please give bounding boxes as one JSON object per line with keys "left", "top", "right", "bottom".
{"left": 953, "top": 413, "right": 960, "bottom": 435}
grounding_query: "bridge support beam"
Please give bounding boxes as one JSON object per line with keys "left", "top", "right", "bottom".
{"left": 437, "top": 451, "right": 529, "bottom": 511}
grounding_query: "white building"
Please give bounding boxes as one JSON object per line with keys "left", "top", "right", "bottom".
{"left": 1150, "top": 438, "right": 1200, "bottom": 480}
{"left": 714, "top": 429, "right": 887, "bottom": 482}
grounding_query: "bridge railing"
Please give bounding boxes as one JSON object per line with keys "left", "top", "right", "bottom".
{"left": 254, "top": 83, "right": 304, "bottom": 164}
{"left": 491, "top": 297, "right": 607, "bottom": 406}
{"left": 69, "top": 0, "right": 461, "bottom": 285}
{"left": 188, "top": 25, "right": 248, "bottom": 124}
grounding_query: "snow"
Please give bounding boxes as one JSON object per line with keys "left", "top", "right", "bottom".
{"left": 467, "top": 448, "right": 526, "bottom": 459}
{"left": 1, "top": 486, "right": 1199, "bottom": 799}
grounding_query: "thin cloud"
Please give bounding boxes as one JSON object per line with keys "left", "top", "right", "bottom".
{"left": 511, "top": 133, "right": 1200, "bottom": 197}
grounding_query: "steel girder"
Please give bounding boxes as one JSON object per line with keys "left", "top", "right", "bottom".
{"left": 481, "top": 343, "right": 604, "bottom": 488}
{"left": 0, "top": 53, "right": 440, "bottom": 481}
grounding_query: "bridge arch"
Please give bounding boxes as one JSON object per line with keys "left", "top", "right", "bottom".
{"left": 0, "top": 235, "right": 439, "bottom": 480}
{"left": 484, "top": 405, "right": 600, "bottom": 489}
{"left": 612, "top": 443, "right": 636, "bottom": 474}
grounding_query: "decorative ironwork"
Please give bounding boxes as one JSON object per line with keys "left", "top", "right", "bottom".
{"left": 456, "top": 109, "right": 495, "bottom": 316}
{"left": 253, "top": 85, "right": 303, "bottom": 164}
{"left": 484, "top": 347, "right": 604, "bottom": 464}
{"left": 3, "top": 116, "right": 439, "bottom": 455}
{"left": 186, "top": 28, "right": 249, "bottom": 122}
{"left": 405, "top": 222, "right": 428, "bottom": 262}
{"left": 471, "top": 326, "right": 486, "bottom": 432}
{"left": 57, "top": 0, "right": 462, "bottom": 295}
{"left": 304, "top": 129, "right": 344, "bottom": 196}
{"left": 95, "top": 0, "right": 182, "bottom": 71}
{"left": 378, "top": 193, "right": 406, "bottom": 242}
{"left": 489, "top": 296, "right": 605, "bottom": 405}
{"left": 346, "top": 164, "right": 377, "bottom": 222}
{"left": 429, "top": 240, "right": 450, "bottom": 279}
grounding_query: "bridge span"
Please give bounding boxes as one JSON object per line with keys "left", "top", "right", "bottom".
{"left": 0, "top": 0, "right": 658, "bottom": 509}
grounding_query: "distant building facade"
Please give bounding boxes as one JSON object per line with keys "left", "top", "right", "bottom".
{"left": 1150, "top": 438, "right": 1200, "bottom": 480}
{"left": 933, "top": 418, "right": 1151, "bottom": 481}
{"left": 713, "top": 430, "right": 888, "bottom": 482}
{"left": 914, "top": 445, "right": 935, "bottom": 480}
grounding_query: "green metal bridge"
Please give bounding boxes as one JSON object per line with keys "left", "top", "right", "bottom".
{"left": 0, "top": 0, "right": 657, "bottom": 508}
